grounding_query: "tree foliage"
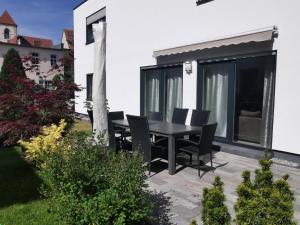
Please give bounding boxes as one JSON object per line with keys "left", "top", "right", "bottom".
{"left": 235, "top": 153, "right": 296, "bottom": 225}
{"left": 0, "top": 48, "right": 79, "bottom": 146}
{"left": 0, "top": 48, "right": 26, "bottom": 80}
{"left": 202, "top": 176, "right": 231, "bottom": 225}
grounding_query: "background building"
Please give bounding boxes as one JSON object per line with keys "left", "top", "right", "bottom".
{"left": 0, "top": 10, "right": 69, "bottom": 86}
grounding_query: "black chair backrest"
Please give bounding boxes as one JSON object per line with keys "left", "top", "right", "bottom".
{"left": 199, "top": 123, "right": 217, "bottom": 155}
{"left": 126, "top": 115, "right": 151, "bottom": 163}
{"left": 148, "top": 111, "right": 163, "bottom": 121}
{"left": 87, "top": 110, "right": 93, "bottom": 128}
{"left": 190, "top": 110, "right": 210, "bottom": 126}
{"left": 108, "top": 111, "right": 124, "bottom": 120}
{"left": 107, "top": 117, "right": 116, "bottom": 151}
{"left": 172, "top": 108, "right": 189, "bottom": 124}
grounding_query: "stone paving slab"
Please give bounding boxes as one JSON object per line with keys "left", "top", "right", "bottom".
{"left": 147, "top": 151, "right": 300, "bottom": 225}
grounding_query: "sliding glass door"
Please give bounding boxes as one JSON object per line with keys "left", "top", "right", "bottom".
{"left": 234, "top": 56, "right": 275, "bottom": 148}
{"left": 141, "top": 65, "right": 183, "bottom": 121}
{"left": 197, "top": 54, "right": 276, "bottom": 149}
{"left": 198, "top": 62, "right": 234, "bottom": 139}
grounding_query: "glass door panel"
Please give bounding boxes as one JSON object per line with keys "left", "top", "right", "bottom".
{"left": 234, "top": 56, "right": 275, "bottom": 148}
{"left": 141, "top": 65, "right": 183, "bottom": 121}
{"left": 143, "top": 69, "right": 161, "bottom": 116}
{"left": 165, "top": 67, "right": 183, "bottom": 122}
{"left": 202, "top": 63, "right": 230, "bottom": 138}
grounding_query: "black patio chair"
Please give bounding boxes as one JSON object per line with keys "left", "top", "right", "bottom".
{"left": 108, "top": 111, "right": 131, "bottom": 138}
{"left": 172, "top": 108, "right": 189, "bottom": 124}
{"left": 148, "top": 111, "right": 163, "bottom": 121}
{"left": 155, "top": 107, "right": 189, "bottom": 145}
{"left": 189, "top": 110, "right": 210, "bottom": 141}
{"left": 87, "top": 110, "right": 93, "bottom": 129}
{"left": 177, "top": 123, "right": 217, "bottom": 177}
{"left": 127, "top": 115, "right": 167, "bottom": 174}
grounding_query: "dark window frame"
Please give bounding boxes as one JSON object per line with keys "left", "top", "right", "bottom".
{"left": 31, "top": 52, "right": 39, "bottom": 65}
{"left": 86, "top": 73, "right": 93, "bottom": 101}
{"left": 140, "top": 63, "right": 183, "bottom": 120}
{"left": 196, "top": 50, "right": 277, "bottom": 150}
{"left": 50, "top": 54, "right": 57, "bottom": 66}
{"left": 86, "top": 7, "right": 106, "bottom": 45}
{"left": 4, "top": 28, "right": 10, "bottom": 39}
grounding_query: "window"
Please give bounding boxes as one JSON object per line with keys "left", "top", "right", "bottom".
{"left": 31, "top": 52, "right": 39, "bottom": 65}
{"left": 86, "top": 8, "right": 106, "bottom": 44}
{"left": 141, "top": 65, "right": 183, "bottom": 122}
{"left": 51, "top": 55, "right": 57, "bottom": 66}
{"left": 86, "top": 74, "right": 93, "bottom": 101}
{"left": 4, "top": 28, "right": 10, "bottom": 39}
{"left": 39, "top": 79, "right": 52, "bottom": 89}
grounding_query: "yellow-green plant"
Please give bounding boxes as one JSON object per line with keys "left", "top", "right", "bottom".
{"left": 19, "top": 119, "right": 67, "bottom": 165}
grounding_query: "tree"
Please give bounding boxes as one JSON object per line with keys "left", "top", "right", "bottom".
{"left": 202, "top": 176, "right": 231, "bottom": 225}
{"left": 0, "top": 48, "right": 26, "bottom": 80}
{"left": 0, "top": 48, "right": 80, "bottom": 146}
{"left": 235, "top": 153, "right": 296, "bottom": 225}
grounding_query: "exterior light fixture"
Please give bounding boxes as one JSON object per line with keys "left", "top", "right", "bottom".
{"left": 185, "top": 61, "right": 193, "bottom": 74}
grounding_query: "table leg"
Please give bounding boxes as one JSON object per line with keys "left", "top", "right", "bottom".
{"left": 168, "top": 135, "right": 176, "bottom": 175}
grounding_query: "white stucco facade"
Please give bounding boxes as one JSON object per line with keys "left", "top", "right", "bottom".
{"left": 74, "top": 0, "right": 300, "bottom": 155}
{"left": 0, "top": 43, "right": 64, "bottom": 83}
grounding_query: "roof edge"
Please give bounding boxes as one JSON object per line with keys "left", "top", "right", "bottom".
{"left": 73, "top": 0, "right": 88, "bottom": 10}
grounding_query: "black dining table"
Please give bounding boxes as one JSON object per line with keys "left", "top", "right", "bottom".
{"left": 112, "top": 119, "right": 203, "bottom": 175}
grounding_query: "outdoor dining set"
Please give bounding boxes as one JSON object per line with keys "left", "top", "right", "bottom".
{"left": 89, "top": 108, "right": 218, "bottom": 176}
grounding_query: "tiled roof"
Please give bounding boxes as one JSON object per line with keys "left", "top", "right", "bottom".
{"left": 0, "top": 10, "right": 17, "bottom": 26}
{"left": 64, "top": 29, "right": 74, "bottom": 50}
{"left": 22, "top": 36, "right": 53, "bottom": 48}
{"left": 8, "top": 35, "right": 54, "bottom": 48}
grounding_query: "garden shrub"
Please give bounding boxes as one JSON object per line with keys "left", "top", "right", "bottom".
{"left": 189, "top": 219, "right": 198, "bottom": 225}
{"left": 201, "top": 176, "right": 231, "bottom": 225}
{"left": 19, "top": 119, "right": 66, "bottom": 165}
{"left": 235, "top": 153, "right": 296, "bottom": 225}
{"left": 38, "top": 131, "right": 153, "bottom": 225}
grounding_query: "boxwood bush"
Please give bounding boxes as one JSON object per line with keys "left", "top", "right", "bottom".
{"left": 39, "top": 131, "right": 153, "bottom": 225}
{"left": 201, "top": 176, "right": 231, "bottom": 225}
{"left": 235, "top": 153, "right": 296, "bottom": 225}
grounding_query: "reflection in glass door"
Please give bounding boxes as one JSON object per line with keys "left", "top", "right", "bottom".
{"left": 234, "top": 56, "right": 275, "bottom": 148}
{"left": 201, "top": 62, "right": 231, "bottom": 138}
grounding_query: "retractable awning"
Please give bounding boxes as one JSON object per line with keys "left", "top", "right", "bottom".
{"left": 153, "top": 26, "right": 277, "bottom": 57}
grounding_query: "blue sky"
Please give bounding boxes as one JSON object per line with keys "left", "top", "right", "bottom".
{"left": 1, "top": 0, "right": 82, "bottom": 44}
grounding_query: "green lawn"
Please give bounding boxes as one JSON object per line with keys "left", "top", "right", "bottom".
{"left": 0, "top": 120, "right": 90, "bottom": 225}
{"left": 0, "top": 147, "right": 62, "bottom": 225}
{"left": 73, "top": 118, "right": 92, "bottom": 132}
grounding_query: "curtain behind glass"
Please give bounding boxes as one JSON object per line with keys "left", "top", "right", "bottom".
{"left": 203, "top": 63, "right": 229, "bottom": 137}
{"left": 144, "top": 70, "right": 160, "bottom": 115}
{"left": 165, "top": 67, "right": 183, "bottom": 122}
{"left": 260, "top": 57, "right": 275, "bottom": 149}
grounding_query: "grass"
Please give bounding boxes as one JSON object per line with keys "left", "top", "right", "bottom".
{"left": 0, "top": 147, "right": 62, "bottom": 225}
{"left": 0, "top": 120, "right": 90, "bottom": 225}
{"left": 72, "top": 118, "right": 92, "bottom": 132}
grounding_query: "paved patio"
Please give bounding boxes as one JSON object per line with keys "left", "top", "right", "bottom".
{"left": 147, "top": 151, "right": 300, "bottom": 225}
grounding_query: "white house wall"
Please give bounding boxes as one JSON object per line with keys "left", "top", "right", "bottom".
{"left": 74, "top": 0, "right": 106, "bottom": 114}
{"left": 74, "top": 0, "right": 300, "bottom": 155}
